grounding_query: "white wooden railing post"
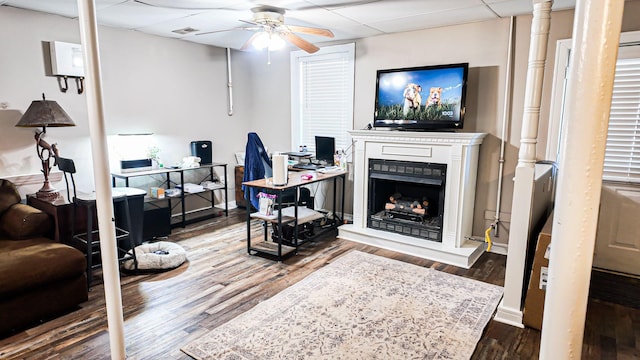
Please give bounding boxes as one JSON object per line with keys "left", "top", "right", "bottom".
{"left": 494, "top": 0, "right": 553, "bottom": 328}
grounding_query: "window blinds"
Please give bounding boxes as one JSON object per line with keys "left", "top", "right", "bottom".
{"left": 293, "top": 45, "right": 354, "bottom": 154}
{"left": 603, "top": 58, "right": 640, "bottom": 182}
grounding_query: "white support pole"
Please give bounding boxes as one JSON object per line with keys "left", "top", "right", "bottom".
{"left": 540, "top": 0, "right": 623, "bottom": 358}
{"left": 494, "top": 0, "right": 552, "bottom": 328}
{"left": 76, "top": 0, "right": 126, "bottom": 358}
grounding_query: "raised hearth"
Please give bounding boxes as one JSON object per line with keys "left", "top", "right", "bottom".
{"left": 339, "top": 130, "right": 487, "bottom": 268}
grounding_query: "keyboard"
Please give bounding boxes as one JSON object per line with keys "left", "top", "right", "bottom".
{"left": 317, "top": 166, "right": 341, "bottom": 173}
{"left": 291, "top": 163, "right": 323, "bottom": 170}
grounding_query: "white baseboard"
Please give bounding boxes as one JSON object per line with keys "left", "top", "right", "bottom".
{"left": 494, "top": 300, "right": 525, "bottom": 328}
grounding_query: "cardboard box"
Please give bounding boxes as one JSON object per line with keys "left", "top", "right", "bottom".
{"left": 150, "top": 187, "right": 165, "bottom": 199}
{"left": 522, "top": 212, "right": 553, "bottom": 330}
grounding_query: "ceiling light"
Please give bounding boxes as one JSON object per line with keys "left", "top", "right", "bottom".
{"left": 252, "top": 32, "right": 270, "bottom": 50}
{"left": 252, "top": 32, "right": 285, "bottom": 51}
{"left": 268, "top": 35, "right": 285, "bottom": 51}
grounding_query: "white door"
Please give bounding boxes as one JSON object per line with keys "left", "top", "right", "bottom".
{"left": 593, "top": 45, "right": 640, "bottom": 275}
{"left": 593, "top": 183, "right": 640, "bottom": 275}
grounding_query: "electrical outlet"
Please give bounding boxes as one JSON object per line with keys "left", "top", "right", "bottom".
{"left": 0, "top": 102, "right": 8, "bottom": 109}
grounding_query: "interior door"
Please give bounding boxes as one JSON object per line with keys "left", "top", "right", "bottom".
{"left": 594, "top": 183, "right": 640, "bottom": 275}
{"left": 593, "top": 45, "right": 640, "bottom": 276}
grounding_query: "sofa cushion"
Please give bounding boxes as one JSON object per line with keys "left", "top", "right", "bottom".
{"left": 0, "top": 179, "right": 21, "bottom": 215}
{"left": 0, "top": 203, "right": 51, "bottom": 239}
{"left": 0, "top": 239, "right": 86, "bottom": 295}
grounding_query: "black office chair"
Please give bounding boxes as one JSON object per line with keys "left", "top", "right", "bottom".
{"left": 57, "top": 157, "right": 138, "bottom": 288}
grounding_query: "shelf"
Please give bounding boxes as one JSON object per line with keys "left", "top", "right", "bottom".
{"left": 170, "top": 206, "right": 224, "bottom": 227}
{"left": 112, "top": 163, "right": 229, "bottom": 229}
{"left": 250, "top": 212, "right": 296, "bottom": 224}
{"left": 249, "top": 240, "right": 296, "bottom": 258}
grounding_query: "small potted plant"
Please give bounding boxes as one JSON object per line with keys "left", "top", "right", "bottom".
{"left": 146, "top": 146, "right": 163, "bottom": 169}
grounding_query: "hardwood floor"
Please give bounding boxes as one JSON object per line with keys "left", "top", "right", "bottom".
{"left": 1, "top": 209, "right": 638, "bottom": 359}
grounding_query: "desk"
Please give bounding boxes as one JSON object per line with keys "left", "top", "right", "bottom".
{"left": 242, "top": 170, "right": 346, "bottom": 260}
{"left": 111, "top": 163, "right": 228, "bottom": 228}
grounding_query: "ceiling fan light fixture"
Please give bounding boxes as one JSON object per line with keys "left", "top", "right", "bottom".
{"left": 252, "top": 32, "right": 285, "bottom": 51}
{"left": 268, "top": 34, "right": 286, "bottom": 51}
{"left": 252, "top": 32, "right": 271, "bottom": 50}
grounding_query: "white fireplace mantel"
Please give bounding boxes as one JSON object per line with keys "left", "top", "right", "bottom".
{"left": 339, "top": 130, "right": 487, "bottom": 268}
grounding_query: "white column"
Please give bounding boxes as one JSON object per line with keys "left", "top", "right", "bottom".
{"left": 76, "top": 0, "right": 126, "bottom": 358}
{"left": 495, "top": 0, "right": 553, "bottom": 328}
{"left": 540, "top": 0, "right": 623, "bottom": 358}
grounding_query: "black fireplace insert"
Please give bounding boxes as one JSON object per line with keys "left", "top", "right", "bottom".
{"left": 367, "top": 159, "right": 446, "bottom": 242}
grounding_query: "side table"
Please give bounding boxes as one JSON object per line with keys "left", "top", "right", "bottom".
{"left": 27, "top": 195, "right": 75, "bottom": 244}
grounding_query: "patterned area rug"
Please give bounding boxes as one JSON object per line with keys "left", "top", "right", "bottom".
{"left": 181, "top": 250, "right": 503, "bottom": 360}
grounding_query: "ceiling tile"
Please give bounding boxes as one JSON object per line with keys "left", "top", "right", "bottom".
{"left": 138, "top": 9, "right": 246, "bottom": 38}
{"left": 185, "top": 29, "right": 253, "bottom": 49}
{"left": 4, "top": 0, "right": 124, "bottom": 18}
{"left": 368, "top": 5, "right": 497, "bottom": 34}
{"left": 288, "top": 7, "right": 384, "bottom": 39}
{"left": 96, "top": 1, "right": 204, "bottom": 29}
{"left": 332, "top": 0, "right": 483, "bottom": 24}
{"left": 132, "top": 0, "right": 241, "bottom": 9}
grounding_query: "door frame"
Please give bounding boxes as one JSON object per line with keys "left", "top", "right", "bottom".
{"left": 547, "top": 30, "right": 640, "bottom": 162}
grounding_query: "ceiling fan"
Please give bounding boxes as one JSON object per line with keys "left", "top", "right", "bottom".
{"left": 196, "top": 6, "right": 335, "bottom": 54}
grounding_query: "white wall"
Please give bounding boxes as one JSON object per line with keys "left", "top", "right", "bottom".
{"left": 0, "top": 6, "right": 249, "bottom": 196}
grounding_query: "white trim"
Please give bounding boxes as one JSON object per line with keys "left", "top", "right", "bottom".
{"left": 545, "top": 39, "right": 571, "bottom": 161}
{"left": 494, "top": 300, "right": 525, "bottom": 328}
{"left": 546, "top": 30, "right": 640, "bottom": 162}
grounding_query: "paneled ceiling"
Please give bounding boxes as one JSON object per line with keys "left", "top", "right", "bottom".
{"left": 1, "top": 0, "right": 577, "bottom": 50}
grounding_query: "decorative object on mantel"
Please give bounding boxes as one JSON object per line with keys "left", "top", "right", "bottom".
{"left": 15, "top": 94, "right": 75, "bottom": 200}
{"left": 182, "top": 250, "right": 503, "bottom": 359}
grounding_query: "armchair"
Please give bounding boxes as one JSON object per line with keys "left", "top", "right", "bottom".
{"left": 0, "top": 179, "right": 88, "bottom": 337}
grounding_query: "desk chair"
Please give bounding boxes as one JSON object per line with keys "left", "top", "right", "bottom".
{"left": 242, "top": 132, "right": 312, "bottom": 210}
{"left": 57, "top": 157, "right": 138, "bottom": 288}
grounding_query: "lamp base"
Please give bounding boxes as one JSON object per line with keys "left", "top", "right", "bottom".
{"left": 36, "top": 189, "right": 60, "bottom": 201}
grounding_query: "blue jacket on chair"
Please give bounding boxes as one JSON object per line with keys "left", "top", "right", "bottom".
{"left": 242, "top": 132, "right": 272, "bottom": 209}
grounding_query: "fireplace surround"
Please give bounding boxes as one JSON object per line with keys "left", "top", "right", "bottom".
{"left": 339, "top": 130, "right": 487, "bottom": 268}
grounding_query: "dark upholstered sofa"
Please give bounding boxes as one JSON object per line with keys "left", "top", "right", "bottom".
{"left": 0, "top": 179, "right": 88, "bottom": 337}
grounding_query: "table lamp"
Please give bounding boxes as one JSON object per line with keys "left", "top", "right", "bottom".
{"left": 15, "top": 94, "right": 76, "bottom": 200}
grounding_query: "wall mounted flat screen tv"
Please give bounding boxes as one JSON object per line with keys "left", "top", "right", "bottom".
{"left": 374, "top": 63, "right": 468, "bottom": 131}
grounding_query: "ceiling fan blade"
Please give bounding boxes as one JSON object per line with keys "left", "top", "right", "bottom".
{"left": 197, "top": 26, "right": 260, "bottom": 36}
{"left": 286, "top": 25, "right": 334, "bottom": 38}
{"left": 240, "top": 32, "right": 264, "bottom": 51}
{"left": 239, "top": 19, "right": 260, "bottom": 26}
{"left": 282, "top": 32, "right": 319, "bottom": 54}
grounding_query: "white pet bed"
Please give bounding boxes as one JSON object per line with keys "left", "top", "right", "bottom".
{"left": 123, "top": 241, "right": 187, "bottom": 271}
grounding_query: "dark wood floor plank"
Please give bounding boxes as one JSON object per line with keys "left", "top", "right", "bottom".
{"left": 1, "top": 208, "right": 639, "bottom": 359}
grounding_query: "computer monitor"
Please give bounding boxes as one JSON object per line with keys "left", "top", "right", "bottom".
{"left": 315, "top": 136, "right": 335, "bottom": 165}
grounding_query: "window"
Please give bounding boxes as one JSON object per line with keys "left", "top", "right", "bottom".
{"left": 290, "top": 43, "right": 355, "bottom": 154}
{"left": 603, "top": 51, "right": 640, "bottom": 183}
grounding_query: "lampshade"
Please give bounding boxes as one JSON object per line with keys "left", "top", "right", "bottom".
{"left": 15, "top": 94, "right": 75, "bottom": 128}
